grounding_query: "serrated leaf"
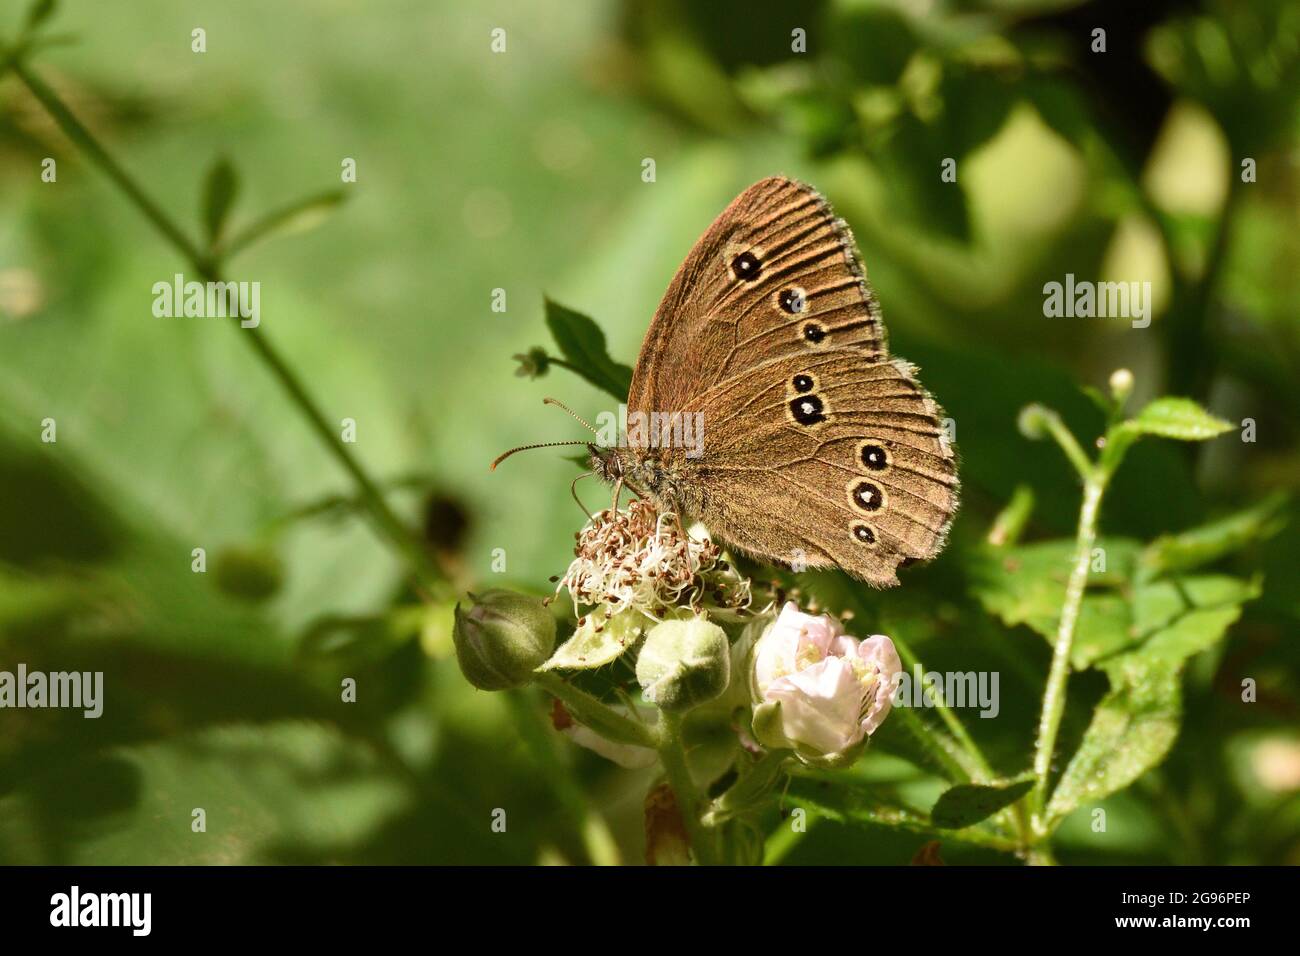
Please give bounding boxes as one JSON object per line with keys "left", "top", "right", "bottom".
{"left": 1051, "top": 572, "right": 1254, "bottom": 820}
{"left": 1046, "top": 665, "right": 1181, "bottom": 823}
{"left": 1119, "top": 574, "right": 1259, "bottom": 670}
{"left": 202, "top": 157, "right": 239, "bottom": 245}
{"left": 968, "top": 537, "right": 1140, "bottom": 648}
{"left": 538, "top": 607, "right": 645, "bottom": 671}
{"left": 543, "top": 298, "right": 634, "bottom": 400}
{"left": 931, "top": 779, "right": 1034, "bottom": 829}
{"left": 1123, "top": 397, "right": 1234, "bottom": 442}
{"left": 221, "top": 190, "right": 347, "bottom": 259}
{"left": 1139, "top": 493, "right": 1289, "bottom": 579}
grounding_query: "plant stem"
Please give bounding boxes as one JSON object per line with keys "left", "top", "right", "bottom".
{"left": 892, "top": 634, "right": 995, "bottom": 783}
{"left": 14, "top": 61, "right": 209, "bottom": 267}
{"left": 762, "top": 814, "right": 812, "bottom": 865}
{"left": 655, "top": 711, "right": 718, "bottom": 865}
{"left": 12, "top": 60, "right": 446, "bottom": 596}
{"left": 1040, "top": 408, "right": 1094, "bottom": 481}
{"left": 894, "top": 705, "right": 980, "bottom": 783}
{"left": 534, "top": 672, "right": 656, "bottom": 749}
{"left": 503, "top": 691, "right": 621, "bottom": 865}
{"left": 1030, "top": 472, "right": 1107, "bottom": 834}
{"left": 783, "top": 777, "right": 1023, "bottom": 853}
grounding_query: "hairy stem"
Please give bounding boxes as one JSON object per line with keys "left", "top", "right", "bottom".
{"left": 534, "top": 672, "right": 656, "bottom": 749}
{"left": 892, "top": 634, "right": 995, "bottom": 783}
{"left": 655, "top": 711, "right": 718, "bottom": 865}
{"left": 894, "top": 706, "right": 981, "bottom": 784}
{"left": 1040, "top": 409, "right": 1094, "bottom": 481}
{"left": 1031, "top": 473, "right": 1107, "bottom": 834}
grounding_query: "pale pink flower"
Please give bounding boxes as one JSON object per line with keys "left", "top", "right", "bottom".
{"left": 750, "top": 602, "right": 901, "bottom": 763}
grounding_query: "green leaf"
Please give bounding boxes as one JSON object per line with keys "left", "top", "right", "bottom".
{"left": 931, "top": 779, "right": 1034, "bottom": 829}
{"left": 221, "top": 190, "right": 348, "bottom": 259}
{"left": 543, "top": 298, "right": 634, "bottom": 400}
{"left": 24, "top": 0, "right": 57, "bottom": 30}
{"left": 1138, "top": 493, "right": 1289, "bottom": 579}
{"left": 1123, "top": 574, "right": 1259, "bottom": 670}
{"left": 968, "top": 537, "right": 1140, "bottom": 643}
{"left": 1122, "top": 397, "right": 1234, "bottom": 442}
{"left": 1066, "top": 593, "right": 1135, "bottom": 669}
{"left": 1051, "top": 573, "right": 1259, "bottom": 821}
{"left": 1046, "top": 665, "right": 1181, "bottom": 824}
{"left": 202, "top": 156, "right": 239, "bottom": 245}
{"left": 1068, "top": 573, "right": 1258, "bottom": 672}
{"left": 538, "top": 607, "right": 645, "bottom": 671}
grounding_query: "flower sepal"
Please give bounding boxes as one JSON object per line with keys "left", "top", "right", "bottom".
{"left": 751, "top": 700, "right": 869, "bottom": 768}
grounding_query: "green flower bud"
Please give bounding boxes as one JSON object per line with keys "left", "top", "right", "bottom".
{"left": 212, "top": 545, "right": 284, "bottom": 603}
{"left": 1016, "top": 403, "right": 1051, "bottom": 440}
{"left": 453, "top": 589, "right": 556, "bottom": 690}
{"left": 1108, "top": 367, "right": 1134, "bottom": 406}
{"left": 635, "top": 616, "right": 730, "bottom": 713}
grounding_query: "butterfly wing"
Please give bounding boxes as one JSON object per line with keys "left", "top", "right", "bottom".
{"left": 628, "top": 177, "right": 886, "bottom": 413}
{"left": 683, "top": 351, "right": 958, "bottom": 586}
{"left": 626, "top": 177, "right": 958, "bottom": 586}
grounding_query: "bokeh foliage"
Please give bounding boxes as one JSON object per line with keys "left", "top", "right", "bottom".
{"left": 1, "top": 0, "right": 1297, "bottom": 864}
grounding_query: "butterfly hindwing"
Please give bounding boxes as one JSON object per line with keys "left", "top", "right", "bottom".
{"left": 687, "top": 352, "right": 957, "bottom": 584}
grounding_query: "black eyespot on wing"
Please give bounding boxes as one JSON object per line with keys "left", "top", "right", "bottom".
{"left": 859, "top": 443, "right": 888, "bottom": 471}
{"left": 790, "top": 395, "right": 826, "bottom": 426}
{"left": 778, "top": 287, "right": 806, "bottom": 314}
{"left": 852, "top": 523, "right": 876, "bottom": 545}
{"left": 792, "top": 374, "right": 814, "bottom": 393}
{"left": 802, "top": 322, "right": 826, "bottom": 344}
{"left": 850, "top": 480, "right": 884, "bottom": 512}
{"left": 731, "top": 251, "right": 762, "bottom": 281}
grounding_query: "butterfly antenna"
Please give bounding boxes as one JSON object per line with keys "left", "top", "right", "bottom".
{"left": 490, "top": 440, "right": 592, "bottom": 471}
{"left": 543, "top": 397, "right": 598, "bottom": 435}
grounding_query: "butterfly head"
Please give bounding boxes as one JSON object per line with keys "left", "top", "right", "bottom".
{"left": 587, "top": 443, "right": 622, "bottom": 484}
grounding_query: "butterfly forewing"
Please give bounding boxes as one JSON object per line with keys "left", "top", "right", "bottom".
{"left": 624, "top": 176, "right": 958, "bottom": 586}
{"left": 628, "top": 178, "right": 885, "bottom": 413}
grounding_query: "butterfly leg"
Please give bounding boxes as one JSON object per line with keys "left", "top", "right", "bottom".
{"left": 570, "top": 471, "right": 595, "bottom": 522}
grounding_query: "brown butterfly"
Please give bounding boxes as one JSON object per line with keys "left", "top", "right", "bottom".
{"left": 515, "top": 177, "right": 959, "bottom": 587}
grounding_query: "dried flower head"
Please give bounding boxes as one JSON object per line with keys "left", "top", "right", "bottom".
{"left": 557, "top": 499, "right": 751, "bottom": 620}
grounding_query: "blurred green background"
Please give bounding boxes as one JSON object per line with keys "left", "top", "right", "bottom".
{"left": 1, "top": 0, "right": 1297, "bottom": 864}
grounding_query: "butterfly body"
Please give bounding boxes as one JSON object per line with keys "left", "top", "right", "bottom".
{"left": 596, "top": 177, "right": 959, "bottom": 587}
